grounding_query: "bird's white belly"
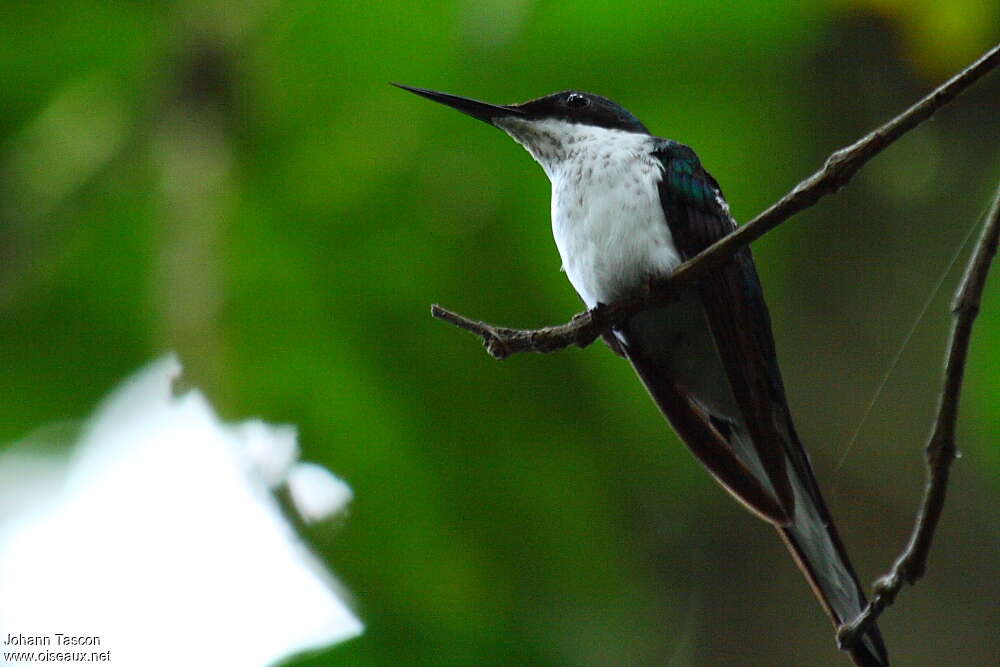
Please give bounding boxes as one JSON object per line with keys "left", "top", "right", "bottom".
{"left": 550, "top": 156, "right": 682, "bottom": 309}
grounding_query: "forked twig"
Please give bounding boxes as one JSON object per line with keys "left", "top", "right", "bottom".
{"left": 837, "top": 182, "right": 1000, "bottom": 651}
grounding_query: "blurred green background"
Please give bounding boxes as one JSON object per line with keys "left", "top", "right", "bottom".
{"left": 1, "top": 1, "right": 998, "bottom": 665}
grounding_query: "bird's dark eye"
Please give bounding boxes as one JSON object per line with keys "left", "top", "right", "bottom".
{"left": 565, "top": 93, "right": 589, "bottom": 108}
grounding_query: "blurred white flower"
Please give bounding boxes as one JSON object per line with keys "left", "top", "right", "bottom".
{"left": 0, "top": 355, "right": 362, "bottom": 666}
{"left": 288, "top": 462, "right": 354, "bottom": 524}
{"left": 236, "top": 420, "right": 301, "bottom": 488}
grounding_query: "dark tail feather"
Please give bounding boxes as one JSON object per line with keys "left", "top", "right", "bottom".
{"left": 624, "top": 336, "right": 889, "bottom": 665}
{"left": 778, "top": 525, "right": 888, "bottom": 666}
{"left": 772, "top": 437, "right": 889, "bottom": 667}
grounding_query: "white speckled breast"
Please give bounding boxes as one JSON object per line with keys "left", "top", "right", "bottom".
{"left": 495, "top": 118, "right": 682, "bottom": 308}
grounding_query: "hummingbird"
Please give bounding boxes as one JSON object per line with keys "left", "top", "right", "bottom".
{"left": 395, "top": 83, "right": 889, "bottom": 667}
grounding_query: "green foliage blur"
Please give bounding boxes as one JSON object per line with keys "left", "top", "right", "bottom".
{"left": 1, "top": 1, "right": 997, "bottom": 665}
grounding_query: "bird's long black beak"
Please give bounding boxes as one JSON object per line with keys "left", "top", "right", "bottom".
{"left": 391, "top": 83, "right": 521, "bottom": 125}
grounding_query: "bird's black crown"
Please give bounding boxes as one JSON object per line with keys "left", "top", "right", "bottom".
{"left": 514, "top": 91, "right": 649, "bottom": 134}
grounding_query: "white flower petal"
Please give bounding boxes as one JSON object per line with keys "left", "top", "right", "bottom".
{"left": 287, "top": 462, "right": 354, "bottom": 523}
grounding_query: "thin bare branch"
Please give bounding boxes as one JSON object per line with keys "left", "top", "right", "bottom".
{"left": 838, "top": 181, "right": 1000, "bottom": 652}
{"left": 433, "top": 43, "right": 1000, "bottom": 357}
{"left": 431, "top": 304, "right": 603, "bottom": 359}
{"left": 431, "top": 289, "right": 675, "bottom": 359}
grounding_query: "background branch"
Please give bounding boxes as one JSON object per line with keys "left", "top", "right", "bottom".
{"left": 432, "top": 43, "right": 1000, "bottom": 358}
{"left": 838, "top": 181, "right": 1000, "bottom": 652}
